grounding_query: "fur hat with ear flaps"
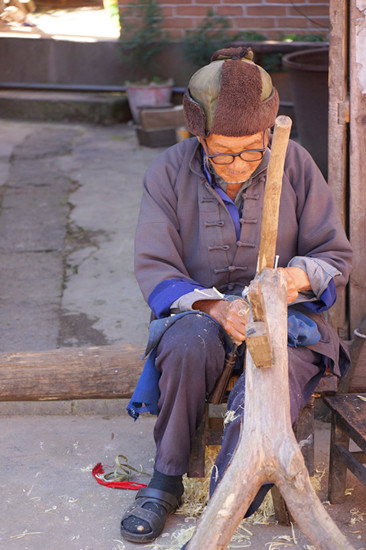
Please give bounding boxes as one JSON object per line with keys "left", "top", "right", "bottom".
{"left": 183, "top": 46, "right": 279, "bottom": 137}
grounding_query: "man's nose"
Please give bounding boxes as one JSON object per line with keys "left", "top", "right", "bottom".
{"left": 231, "top": 155, "right": 248, "bottom": 168}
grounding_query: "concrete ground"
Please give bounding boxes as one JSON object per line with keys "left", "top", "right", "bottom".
{"left": 0, "top": 119, "right": 365, "bottom": 549}
{"left": 0, "top": 5, "right": 120, "bottom": 41}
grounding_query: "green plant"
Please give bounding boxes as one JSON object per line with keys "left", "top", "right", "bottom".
{"left": 240, "top": 30, "right": 267, "bottom": 42}
{"left": 183, "top": 9, "right": 244, "bottom": 69}
{"left": 280, "top": 32, "right": 325, "bottom": 42}
{"left": 119, "top": 0, "right": 168, "bottom": 82}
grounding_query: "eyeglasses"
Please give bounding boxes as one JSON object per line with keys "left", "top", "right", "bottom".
{"left": 204, "top": 131, "right": 266, "bottom": 165}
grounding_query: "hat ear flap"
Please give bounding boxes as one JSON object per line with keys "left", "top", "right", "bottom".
{"left": 183, "top": 89, "right": 207, "bottom": 138}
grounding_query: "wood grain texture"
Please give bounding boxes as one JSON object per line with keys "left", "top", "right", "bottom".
{"left": 0, "top": 344, "right": 145, "bottom": 401}
{"left": 349, "top": 0, "right": 366, "bottom": 333}
{"left": 256, "top": 115, "right": 292, "bottom": 274}
{"left": 327, "top": 0, "right": 349, "bottom": 337}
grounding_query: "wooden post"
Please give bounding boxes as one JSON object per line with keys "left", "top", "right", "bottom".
{"left": 349, "top": 0, "right": 366, "bottom": 334}
{"left": 186, "top": 269, "right": 354, "bottom": 550}
{"left": 327, "top": 0, "right": 349, "bottom": 339}
{"left": 0, "top": 344, "right": 145, "bottom": 401}
{"left": 328, "top": 417, "right": 351, "bottom": 503}
{"left": 256, "top": 116, "right": 292, "bottom": 273}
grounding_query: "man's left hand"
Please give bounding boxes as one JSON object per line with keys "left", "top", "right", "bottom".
{"left": 278, "top": 267, "right": 311, "bottom": 304}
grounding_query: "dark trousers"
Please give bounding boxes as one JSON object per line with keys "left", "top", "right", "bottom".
{"left": 153, "top": 312, "right": 325, "bottom": 481}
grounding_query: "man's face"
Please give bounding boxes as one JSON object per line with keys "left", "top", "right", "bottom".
{"left": 200, "top": 131, "right": 268, "bottom": 184}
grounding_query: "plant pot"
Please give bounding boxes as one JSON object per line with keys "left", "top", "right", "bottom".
{"left": 282, "top": 48, "right": 328, "bottom": 178}
{"left": 126, "top": 79, "right": 174, "bottom": 124}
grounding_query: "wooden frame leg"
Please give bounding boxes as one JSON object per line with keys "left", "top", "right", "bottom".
{"left": 188, "top": 403, "right": 208, "bottom": 478}
{"left": 295, "top": 395, "right": 315, "bottom": 476}
{"left": 273, "top": 396, "right": 315, "bottom": 524}
{"left": 271, "top": 485, "right": 293, "bottom": 524}
{"left": 328, "top": 412, "right": 350, "bottom": 503}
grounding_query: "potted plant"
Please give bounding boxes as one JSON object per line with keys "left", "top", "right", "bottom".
{"left": 119, "top": 0, "right": 173, "bottom": 124}
{"left": 183, "top": 9, "right": 246, "bottom": 70}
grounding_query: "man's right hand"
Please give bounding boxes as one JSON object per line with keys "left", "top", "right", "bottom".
{"left": 192, "top": 298, "right": 250, "bottom": 345}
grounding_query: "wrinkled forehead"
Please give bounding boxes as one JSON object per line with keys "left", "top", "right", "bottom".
{"left": 204, "top": 131, "right": 266, "bottom": 151}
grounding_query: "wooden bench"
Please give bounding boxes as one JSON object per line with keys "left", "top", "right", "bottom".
{"left": 323, "top": 318, "right": 366, "bottom": 503}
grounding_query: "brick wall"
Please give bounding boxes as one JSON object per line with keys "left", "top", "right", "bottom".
{"left": 118, "top": 0, "right": 330, "bottom": 40}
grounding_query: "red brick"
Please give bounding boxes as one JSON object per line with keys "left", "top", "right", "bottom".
{"left": 160, "top": 0, "right": 191, "bottom": 4}
{"left": 275, "top": 17, "right": 311, "bottom": 29}
{"left": 161, "top": 6, "right": 173, "bottom": 17}
{"left": 266, "top": 30, "right": 281, "bottom": 39}
{"left": 176, "top": 5, "right": 210, "bottom": 16}
{"left": 247, "top": 5, "right": 287, "bottom": 16}
{"left": 164, "top": 17, "right": 196, "bottom": 28}
{"left": 287, "top": 5, "right": 329, "bottom": 16}
{"left": 232, "top": 17, "right": 276, "bottom": 28}
{"left": 216, "top": 6, "right": 244, "bottom": 16}
{"left": 217, "top": 0, "right": 249, "bottom": 3}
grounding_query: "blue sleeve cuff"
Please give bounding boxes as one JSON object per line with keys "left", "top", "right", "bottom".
{"left": 303, "top": 279, "right": 337, "bottom": 313}
{"left": 148, "top": 277, "right": 206, "bottom": 319}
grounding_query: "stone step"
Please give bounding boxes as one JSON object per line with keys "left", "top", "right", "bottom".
{"left": 0, "top": 90, "right": 131, "bottom": 124}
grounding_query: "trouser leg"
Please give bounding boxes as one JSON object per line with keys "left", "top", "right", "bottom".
{"left": 153, "top": 313, "right": 226, "bottom": 476}
{"left": 210, "top": 345, "right": 326, "bottom": 513}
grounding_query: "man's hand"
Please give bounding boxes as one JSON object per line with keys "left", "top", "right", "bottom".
{"left": 278, "top": 267, "right": 311, "bottom": 304}
{"left": 193, "top": 298, "right": 250, "bottom": 345}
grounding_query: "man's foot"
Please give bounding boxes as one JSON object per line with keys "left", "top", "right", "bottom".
{"left": 120, "top": 487, "right": 182, "bottom": 543}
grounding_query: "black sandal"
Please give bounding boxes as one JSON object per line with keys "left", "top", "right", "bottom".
{"left": 120, "top": 487, "right": 182, "bottom": 543}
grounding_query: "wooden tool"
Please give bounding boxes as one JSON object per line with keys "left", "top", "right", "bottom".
{"left": 246, "top": 115, "right": 292, "bottom": 368}
{"left": 257, "top": 115, "right": 292, "bottom": 274}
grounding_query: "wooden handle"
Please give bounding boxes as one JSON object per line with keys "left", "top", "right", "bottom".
{"left": 208, "top": 349, "right": 237, "bottom": 405}
{"left": 257, "top": 115, "right": 292, "bottom": 274}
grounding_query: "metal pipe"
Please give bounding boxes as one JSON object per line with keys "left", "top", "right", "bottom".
{"left": 0, "top": 82, "right": 186, "bottom": 94}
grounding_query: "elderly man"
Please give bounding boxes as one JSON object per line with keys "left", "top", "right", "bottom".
{"left": 120, "top": 47, "right": 352, "bottom": 543}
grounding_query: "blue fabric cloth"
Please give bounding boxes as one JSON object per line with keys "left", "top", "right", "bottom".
{"left": 287, "top": 310, "right": 320, "bottom": 347}
{"left": 126, "top": 309, "right": 321, "bottom": 420}
{"left": 302, "top": 278, "right": 336, "bottom": 313}
{"left": 148, "top": 277, "right": 206, "bottom": 319}
{"left": 214, "top": 186, "right": 241, "bottom": 241}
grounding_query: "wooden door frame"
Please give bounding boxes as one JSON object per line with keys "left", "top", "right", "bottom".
{"left": 328, "top": 0, "right": 366, "bottom": 338}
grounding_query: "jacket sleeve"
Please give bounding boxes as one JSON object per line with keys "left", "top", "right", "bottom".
{"left": 134, "top": 146, "right": 206, "bottom": 318}
{"left": 284, "top": 142, "right": 353, "bottom": 299}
